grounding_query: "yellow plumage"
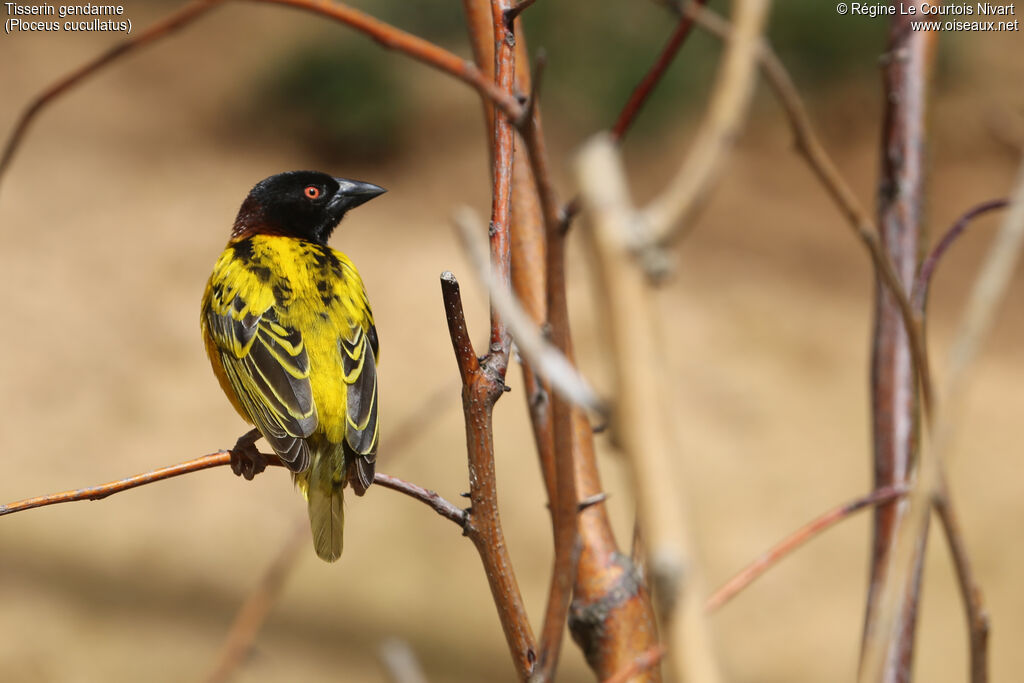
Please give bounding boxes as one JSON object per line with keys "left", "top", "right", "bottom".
{"left": 202, "top": 224, "right": 379, "bottom": 561}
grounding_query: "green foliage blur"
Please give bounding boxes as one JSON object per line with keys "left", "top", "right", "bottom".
{"left": 244, "top": 1, "right": 895, "bottom": 156}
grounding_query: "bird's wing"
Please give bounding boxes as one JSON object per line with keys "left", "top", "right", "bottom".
{"left": 340, "top": 319, "right": 378, "bottom": 495}
{"left": 206, "top": 282, "right": 317, "bottom": 472}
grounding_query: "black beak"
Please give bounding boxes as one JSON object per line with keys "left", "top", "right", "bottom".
{"left": 330, "top": 178, "right": 387, "bottom": 213}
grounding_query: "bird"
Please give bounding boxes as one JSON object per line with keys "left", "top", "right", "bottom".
{"left": 201, "top": 170, "right": 384, "bottom": 562}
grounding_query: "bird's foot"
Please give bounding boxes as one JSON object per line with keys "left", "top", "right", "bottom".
{"left": 230, "top": 429, "right": 268, "bottom": 481}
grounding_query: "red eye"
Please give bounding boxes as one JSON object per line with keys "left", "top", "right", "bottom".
{"left": 304, "top": 186, "right": 321, "bottom": 199}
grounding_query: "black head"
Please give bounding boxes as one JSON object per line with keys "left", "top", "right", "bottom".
{"left": 231, "top": 171, "right": 386, "bottom": 244}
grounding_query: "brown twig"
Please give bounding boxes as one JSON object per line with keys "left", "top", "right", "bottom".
{"left": 460, "top": 6, "right": 661, "bottom": 676}
{"left": 0, "top": 0, "right": 528, "bottom": 194}
{"left": 704, "top": 485, "right": 909, "bottom": 613}
{"left": 859, "top": 17, "right": 935, "bottom": 683}
{"left": 484, "top": 0, "right": 517, "bottom": 379}
{"left": 0, "top": 0, "right": 225, "bottom": 191}
{"left": 600, "top": 646, "right": 666, "bottom": 683}
{"left": 912, "top": 199, "right": 1010, "bottom": 313}
{"left": 375, "top": 473, "right": 468, "bottom": 527}
{"left": 206, "top": 520, "right": 308, "bottom": 683}
{"left": 934, "top": 478, "right": 989, "bottom": 683}
{"left": 0, "top": 451, "right": 233, "bottom": 516}
{"left": 523, "top": 95, "right": 583, "bottom": 683}
{"left": 250, "top": 0, "right": 522, "bottom": 120}
{"left": 439, "top": 272, "right": 537, "bottom": 680}
{"left": 609, "top": 0, "right": 709, "bottom": 143}
{"left": 0, "top": 452, "right": 466, "bottom": 527}
{"left": 204, "top": 381, "right": 460, "bottom": 683}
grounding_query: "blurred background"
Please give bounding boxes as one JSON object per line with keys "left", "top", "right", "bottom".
{"left": 1, "top": 2, "right": 1022, "bottom": 681}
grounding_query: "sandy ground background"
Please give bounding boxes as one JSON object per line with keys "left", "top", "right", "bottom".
{"left": 1, "top": 4, "right": 1022, "bottom": 682}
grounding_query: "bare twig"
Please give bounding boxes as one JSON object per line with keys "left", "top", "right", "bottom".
{"left": 705, "top": 485, "right": 908, "bottom": 613}
{"left": 859, "top": 18, "right": 936, "bottom": 683}
{"left": 206, "top": 520, "right": 308, "bottom": 683}
{"left": 484, "top": 0, "right": 518, "bottom": 380}
{"left": 204, "top": 382, "right": 460, "bottom": 683}
{"left": 934, "top": 477, "right": 990, "bottom": 683}
{"left": 861, "top": 152, "right": 1023, "bottom": 683}
{"left": 375, "top": 473, "right": 468, "bottom": 527}
{"left": 0, "top": 451, "right": 233, "bottom": 516}
{"left": 0, "top": 0, "right": 528, "bottom": 194}
{"left": 439, "top": 272, "right": 537, "bottom": 680}
{"left": 0, "top": 452, "right": 467, "bottom": 527}
{"left": 460, "top": 6, "right": 661, "bottom": 676}
{"left": 0, "top": 0, "right": 224, "bottom": 191}
{"left": 250, "top": 0, "right": 522, "bottom": 119}
{"left": 912, "top": 199, "right": 1010, "bottom": 313}
{"left": 610, "top": 0, "right": 709, "bottom": 143}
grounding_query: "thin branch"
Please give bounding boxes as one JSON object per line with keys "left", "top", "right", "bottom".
{"left": 860, "top": 156, "right": 1024, "bottom": 683}
{"left": 0, "top": 452, "right": 466, "bottom": 528}
{"left": 0, "top": 0, "right": 224, "bottom": 191}
{"left": 466, "top": 7, "right": 662, "bottom": 676}
{"left": 440, "top": 271, "right": 480, "bottom": 385}
{"left": 0, "top": 451, "right": 232, "bottom": 516}
{"left": 0, "top": 0, "right": 527, "bottom": 194}
{"left": 439, "top": 271, "right": 538, "bottom": 680}
{"left": 859, "top": 16, "right": 936, "bottom": 683}
{"left": 912, "top": 199, "right": 1010, "bottom": 313}
{"left": 204, "top": 381, "right": 460, "bottom": 683}
{"left": 600, "top": 646, "right": 666, "bottom": 683}
{"left": 375, "top": 473, "right": 467, "bottom": 527}
{"left": 250, "top": 0, "right": 522, "bottom": 118}
{"left": 206, "top": 520, "right": 308, "bottom": 683}
{"left": 934, "top": 477, "right": 989, "bottom": 683}
{"left": 484, "top": 0, "right": 518, "bottom": 380}
{"left": 610, "top": 0, "right": 709, "bottom": 143}
{"left": 704, "top": 485, "right": 908, "bottom": 613}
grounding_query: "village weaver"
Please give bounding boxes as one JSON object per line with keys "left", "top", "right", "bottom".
{"left": 201, "top": 170, "right": 383, "bottom": 562}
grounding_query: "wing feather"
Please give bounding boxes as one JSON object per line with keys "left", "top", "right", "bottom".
{"left": 206, "top": 284, "right": 316, "bottom": 472}
{"left": 341, "top": 322, "right": 378, "bottom": 495}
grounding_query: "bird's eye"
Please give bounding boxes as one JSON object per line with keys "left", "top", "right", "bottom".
{"left": 304, "top": 186, "right": 321, "bottom": 200}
